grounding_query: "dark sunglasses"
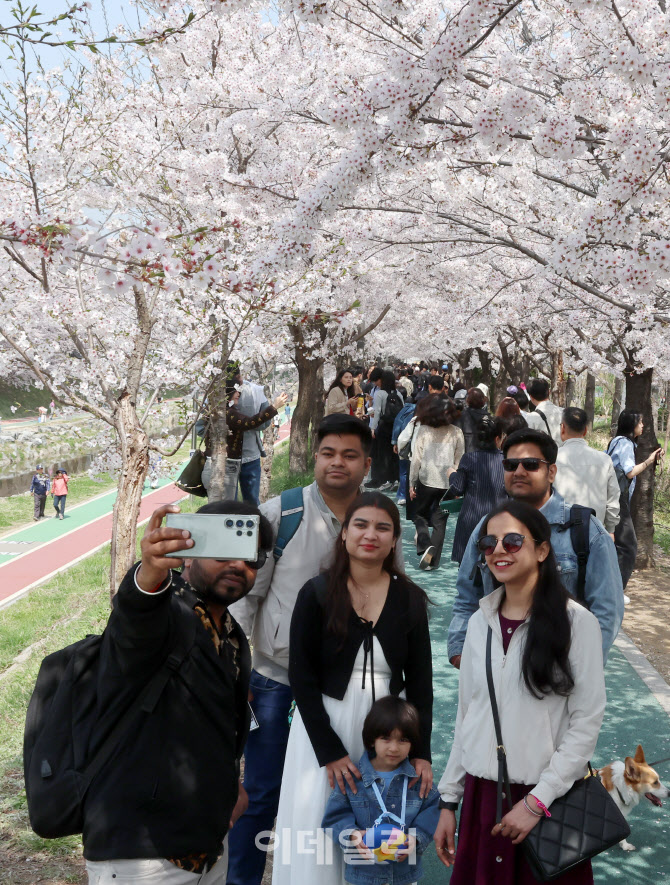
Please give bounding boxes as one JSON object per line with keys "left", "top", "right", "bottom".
{"left": 502, "top": 457, "right": 551, "bottom": 473}
{"left": 477, "top": 532, "right": 528, "bottom": 556}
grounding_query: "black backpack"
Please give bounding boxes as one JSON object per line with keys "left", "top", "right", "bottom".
{"left": 558, "top": 504, "right": 594, "bottom": 604}
{"left": 23, "top": 615, "right": 196, "bottom": 839}
{"left": 379, "top": 390, "right": 404, "bottom": 426}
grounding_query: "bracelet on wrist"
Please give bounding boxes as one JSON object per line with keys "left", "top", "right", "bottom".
{"left": 522, "top": 795, "right": 544, "bottom": 817}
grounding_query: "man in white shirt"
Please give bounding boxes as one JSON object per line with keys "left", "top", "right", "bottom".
{"left": 554, "top": 406, "right": 620, "bottom": 536}
{"left": 525, "top": 378, "right": 564, "bottom": 447}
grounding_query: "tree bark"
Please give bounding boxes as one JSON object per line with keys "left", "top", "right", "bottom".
{"left": 610, "top": 376, "right": 623, "bottom": 436}
{"left": 109, "top": 392, "right": 150, "bottom": 598}
{"left": 260, "top": 419, "right": 277, "bottom": 503}
{"left": 207, "top": 373, "right": 229, "bottom": 502}
{"left": 565, "top": 375, "right": 575, "bottom": 408}
{"left": 290, "top": 348, "right": 323, "bottom": 474}
{"left": 628, "top": 368, "right": 658, "bottom": 569}
{"left": 583, "top": 373, "right": 596, "bottom": 427}
{"left": 664, "top": 381, "right": 670, "bottom": 460}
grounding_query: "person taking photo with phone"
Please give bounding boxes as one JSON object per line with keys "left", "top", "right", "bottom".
{"left": 81, "top": 499, "right": 272, "bottom": 885}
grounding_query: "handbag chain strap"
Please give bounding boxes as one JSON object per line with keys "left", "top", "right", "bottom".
{"left": 485, "top": 627, "right": 514, "bottom": 823}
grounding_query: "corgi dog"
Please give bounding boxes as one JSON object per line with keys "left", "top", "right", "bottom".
{"left": 598, "top": 744, "right": 668, "bottom": 850}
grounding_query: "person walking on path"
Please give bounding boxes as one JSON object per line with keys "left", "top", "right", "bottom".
{"left": 458, "top": 388, "right": 489, "bottom": 453}
{"left": 606, "top": 409, "right": 663, "bottom": 593}
{"left": 30, "top": 465, "right": 50, "bottom": 520}
{"left": 237, "top": 378, "right": 275, "bottom": 506}
{"left": 325, "top": 368, "right": 360, "bottom": 416}
{"left": 81, "top": 499, "right": 273, "bottom": 885}
{"left": 409, "top": 396, "right": 464, "bottom": 570}
{"left": 434, "top": 500, "right": 605, "bottom": 884}
{"left": 51, "top": 468, "right": 69, "bottom": 519}
{"left": 553, "top": 408, "right": 620, "bottom": 537}
{"left": 524, "top": 379, "right": 564, "bottom": 447}
{"left": 271, "top": 492, "right": 433, "bottom": 885}
{"left": 227, "top": 415, "right": 399, "bottom": 885}
{"left": 367, "top": 370, "right": 403, "bottom": 491}
{"left": 448, "top": 416, "right": 506, "bottom": 564}
{"left": 447, "top": 428, "right": 623, "bottom": 667}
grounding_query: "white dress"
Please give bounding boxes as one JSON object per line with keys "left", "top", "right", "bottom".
{"left": 271, "top": 637, "right": 392, "bottom": 885}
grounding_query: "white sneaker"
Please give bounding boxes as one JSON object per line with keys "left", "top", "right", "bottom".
{"left": 378, "top": 481, "right": 394, "bottom": 491}
{"left": 397, "top": 498, "right": 406, "bottom": 506}
{"left": 624, "top": 594, "right": 631, "bottom": 605}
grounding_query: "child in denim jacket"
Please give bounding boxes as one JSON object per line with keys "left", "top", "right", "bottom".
{"left": 322, "top": 697, "right": 440, "bottom": 885}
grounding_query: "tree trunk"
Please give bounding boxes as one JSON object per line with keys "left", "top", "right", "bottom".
{"left": 207, "top": 373, "right": 229, "bottom": 502}
{"left": 259, "top": 420, "right": 277, "bottom": 503}
{"left": 610, "top": 376, "right": 623, "bottom": 436}
{"left": 289, "top": 349, "right": 322, "bottom": 474}
{"left": 311, "top": 363, "right": 325, "bottom": 457}
{"left": 583, "top": 373, "right": 596, "bottom": 428}
{"left": 565, "top": 375, "right": 575, "bottom": 408}
{"left": 664, "top": 381, "right": 670, "bottom": 460}
{"left": 628, "top": 368, "right": 658, "bottom": 569}
{"left": 109, "top": 393, "right": 150, "bottom": 598}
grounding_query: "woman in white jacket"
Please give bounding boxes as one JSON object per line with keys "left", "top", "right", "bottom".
{"left": 435, "top": 500, "right": 606, "bottom": 885}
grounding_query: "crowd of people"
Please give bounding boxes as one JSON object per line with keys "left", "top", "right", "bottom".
{"left": 70, "top": 354, "right": 662, "bottom": 885}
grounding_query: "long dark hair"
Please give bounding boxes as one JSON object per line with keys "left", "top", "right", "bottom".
{"left": 479, "top": 500, "right": 575, "bottom": 699}
{"left": 326, "top": 368, "right": 354, "bottom": 400}
{"left": 325, "top": 492, "right": 428, "bottom": 642}
{"left": 614, "top": 408, "right": 642, "bottom": 442}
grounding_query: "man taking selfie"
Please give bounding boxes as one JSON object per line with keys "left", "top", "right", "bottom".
{"left": 82, "top": 499, "right": 272, "bottom": 885}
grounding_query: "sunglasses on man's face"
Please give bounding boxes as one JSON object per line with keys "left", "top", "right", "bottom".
{"left": 477, "top": 532, "right": 528, "bottom": 556}
{"left": 502, "top": 457, "right": 551, "bottom": 473}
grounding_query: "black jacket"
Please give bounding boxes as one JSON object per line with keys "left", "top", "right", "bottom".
{"left": 288, "top": 573, "right": 433, "bottom": 766}
{"left": 458, "top": 405, "right": 489, "bottom": 453}
{"left": 82, "top": 565, "right": 251, "bottom": 861}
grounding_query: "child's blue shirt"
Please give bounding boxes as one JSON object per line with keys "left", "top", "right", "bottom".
{"left": 322, "top": 751, "right": 440, "bottom": 885}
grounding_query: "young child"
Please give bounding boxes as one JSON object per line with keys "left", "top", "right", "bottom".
{"left": 322, "top": 696, "right": 440, "bottom": 885}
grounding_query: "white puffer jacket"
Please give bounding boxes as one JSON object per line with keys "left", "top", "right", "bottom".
{"left": 438, "top": 587, "right": 606, "bottom": 810}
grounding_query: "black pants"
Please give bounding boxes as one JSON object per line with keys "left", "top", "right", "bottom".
{"left": 370, "top": 425, "right": 399, "bottom": 485}
{"left": 614, "top": 493, "right": 637, "bottom": 589}
{"left": 414, "top": 482, "right": 448, "bottom": 567}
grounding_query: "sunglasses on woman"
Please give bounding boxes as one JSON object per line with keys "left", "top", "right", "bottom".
{"left": 502, "top": 457, "right": 551, "bottom": 472}
{"left": 477, "top": 532, "right": 529, "bottom": 556}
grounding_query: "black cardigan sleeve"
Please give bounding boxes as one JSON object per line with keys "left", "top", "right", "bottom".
{"left": 288, "top": 580, "right": 349, "bottom": 767}
{"left": 402, "top": 598, "right": 434, "bottom": 762}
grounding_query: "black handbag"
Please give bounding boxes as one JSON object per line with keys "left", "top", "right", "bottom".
{"left": 485, "top": 627, "right": 630, "bottom": 881}
{"left": 175, "top": 449, "right": 207, "bottom": 497}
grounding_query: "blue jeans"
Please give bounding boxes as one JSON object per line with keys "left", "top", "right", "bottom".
{"left": 397, "top": 460, "right": 409, "bottom": 501}
{"left": 53, "top": 495, "right": 66, "bottom": 516}
{"left": 226, "top": 671, "right": 294, "bottom": 885}
{"left": 238, "top": 459, "right": 262, "bottom": 506}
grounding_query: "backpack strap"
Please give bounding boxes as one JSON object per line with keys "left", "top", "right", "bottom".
{"left": 535, "top": 407, "right": 552, "bottom": 436}
{"left": 273, "top": 486, "right": 304, "bottom": 562}
{"left": 82, "top": 605, "right": 197, "bottom": 787}
{"left": 557, "top": 505, "right": 594, "bottom": 604}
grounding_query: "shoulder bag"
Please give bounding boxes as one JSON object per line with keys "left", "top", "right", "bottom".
{"left": 485, "top": 627, "right": 629, "bottom": 881}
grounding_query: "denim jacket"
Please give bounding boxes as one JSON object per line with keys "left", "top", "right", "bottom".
{"left": 446, "top": 489, "right": 623, "bottom": 662}
{"left": 321, "top": 752, "right": 440, "bottom": 885}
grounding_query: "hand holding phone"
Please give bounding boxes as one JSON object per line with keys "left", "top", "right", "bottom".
{"left": 137, "top": 505, "right": 194, "bottom": 592}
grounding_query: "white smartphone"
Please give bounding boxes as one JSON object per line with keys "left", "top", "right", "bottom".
{"left": 164, "top": 513, "right": 260, "bottom": 560}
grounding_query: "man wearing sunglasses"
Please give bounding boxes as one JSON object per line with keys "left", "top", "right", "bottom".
{"left": 447, "top": 428, "right": 624, "bottom": 668}
{"left": 82, "top": 499, "right": 273, "bottom": 885}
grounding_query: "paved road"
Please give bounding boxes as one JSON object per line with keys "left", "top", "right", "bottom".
{"left": 0, "top": 419, "right": 293, "bottom": 610}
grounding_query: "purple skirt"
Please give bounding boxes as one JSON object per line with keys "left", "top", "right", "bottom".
{"left": 450, "top": 775, "right": 594, "bottom": 885}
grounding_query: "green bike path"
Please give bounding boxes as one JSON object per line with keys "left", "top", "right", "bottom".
{"left": 0, "top": 476, "right": 186, "bottom": 610}
{"left": 399, "top": 515, "right": 670, "bottom": 883}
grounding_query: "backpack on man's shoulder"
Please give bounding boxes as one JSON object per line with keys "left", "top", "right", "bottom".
{"left": 273, "top": 486, "right": 304, "bottom": 562}
{"left": 557, "top": 504, "right": 594, "bottom": 604}
{"left": 23, "top": 613, "right": 196, "bottom": 839}
{"left": 380, "top": 390, "right": 404, "bottom": 426}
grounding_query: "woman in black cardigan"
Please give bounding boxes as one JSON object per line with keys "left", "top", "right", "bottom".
{"left": 271, "top": 491, "right": 433, "bottom": 885}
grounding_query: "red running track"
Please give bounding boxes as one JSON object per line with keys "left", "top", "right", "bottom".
{"left": 0, "top": 484, "right": 186, "bottom": 609}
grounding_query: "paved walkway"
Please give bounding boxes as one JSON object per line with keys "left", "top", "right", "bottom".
{"left": 399, "top": 514, "right": 670, "bottom": 884}
{"left": 0, "top": 419, "right": 293, "bottom": 611}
